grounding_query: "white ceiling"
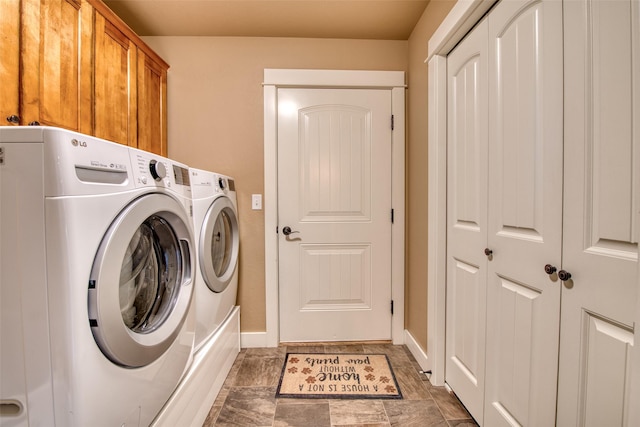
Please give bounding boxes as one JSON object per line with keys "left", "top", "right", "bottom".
{"left": 103, "top": 0, "right": 431, "bottom": 39}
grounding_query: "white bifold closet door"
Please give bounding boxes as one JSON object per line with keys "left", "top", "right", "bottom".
{"left": 483, "top": 0, "right": 564, "bottom": 426}
{"left": 445, "top": 0, "right": 638, "bottom": 425}
{"left": 446, "top": 0, "right": 563, "bottom": 424}
{"left": 445, "top": 16, "right": 489, "bottom": 424}
{"left": 557, "top": 0, "right": 639, "bottom": 424}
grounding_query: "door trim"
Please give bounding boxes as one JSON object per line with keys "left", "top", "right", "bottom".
{"left": 426, "top": 0, "right": 499, "bottom": 386}
{"left": 263, "top": 69, "right": 406, "bottom": 347}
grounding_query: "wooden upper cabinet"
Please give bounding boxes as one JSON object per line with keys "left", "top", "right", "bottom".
{"left": 3, "top": 0, "right": 169, "bottom": 155}
{"left": 137, "top": 52, "right": 168, "bottom": 157}
{"left": 90, "top": 0, "right": 169, "bottom": 154}
{"left": 0, "top": 0, "right": 20, "bottom": 125}
{"left": 7, "top": 0, "right": 92, "bottom": 130}
{"left": 93, "top": 12, "right": 137, "bottom": 147}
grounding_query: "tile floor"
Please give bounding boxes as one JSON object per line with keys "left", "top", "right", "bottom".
{"left": 202, "top": 343, "right": 478, "bottom": 426}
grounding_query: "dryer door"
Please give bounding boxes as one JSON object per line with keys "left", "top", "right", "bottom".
{"left": 88, "top": 193, "right": 194, "bottom": 368}
{"left": 199, "top": 196, "right": 239, "bottom": 292}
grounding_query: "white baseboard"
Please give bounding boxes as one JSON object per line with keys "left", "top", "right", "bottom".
{"left": 403, "top": 329, "right": 430, "bottom": 371}
{"left": 240, "top": 331, "right": 271, "bottom": 348}
{"left": 240, "top": 329, "right": 431, "bottom": 359}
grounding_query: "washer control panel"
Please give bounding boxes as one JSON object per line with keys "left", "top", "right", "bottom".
{"left": 149, "top": 159, "right": 167, "bottom": 181}
{"left": 130, "top": 150, "right": 171, "bottom": 188}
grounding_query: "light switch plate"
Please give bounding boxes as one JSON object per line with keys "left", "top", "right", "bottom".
{"left": 252, "top": 194, "right": 262, "bottom": 210}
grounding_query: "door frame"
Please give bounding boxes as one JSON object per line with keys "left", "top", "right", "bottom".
{"left": 263, "top": 69, "right": 406, "bottom": 347}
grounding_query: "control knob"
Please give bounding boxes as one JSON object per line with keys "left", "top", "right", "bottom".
{"left": 149, "top": 160, "right": 166, "bottom": 181}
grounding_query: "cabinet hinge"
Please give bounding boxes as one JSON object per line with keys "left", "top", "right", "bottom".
{"left": 391, "top": 115, "right": 395, "bottom": 131}
{"left": 391, "top": 300, "right": 394, "bottom": 315}
{"left": 391, "top": 208, "right": 394, "bottom": 224}
{"left": 0, "top": 147, "right": 4, "bottom": 165}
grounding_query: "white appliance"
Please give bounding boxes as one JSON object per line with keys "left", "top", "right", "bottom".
{"left": 0, "top": 127, "right": 195, "bottom": 427}
{"left": 151, "top": 168, "right": 240, "bottom": 427}
{"left": 191, "top": 168, "right": 239, "bottom": 352}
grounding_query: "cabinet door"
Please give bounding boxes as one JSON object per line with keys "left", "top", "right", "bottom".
{"left": 557, "top": 1, "right": 639, "bottom": 424}
{"left": 445, "top": 17, "right": 488, "bottom": 424}
{"left": 137, "top": 52, "right": 167, "bottom": 156}
{"left": 484, "top": 0, "right": 564, "bottom": 425}
{"left": 94, "top": 11, "right": 137, "bottom": 147}
{"left": 1, "top": 0, "right": 20, "bottom": 125}
{"left": 20, "top": 0, "right": 92, "bottom": 130}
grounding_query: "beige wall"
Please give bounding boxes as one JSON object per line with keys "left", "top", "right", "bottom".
{"left": 144, "top": 1, "right": 455, "bottom": 348}
{"left": 405, "top": 1, "right": 457, "bottom": 352}
{"left": 142, "top": 36, "right": 408, "bottom": 333}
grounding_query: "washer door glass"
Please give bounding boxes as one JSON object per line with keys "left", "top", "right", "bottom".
{"left": 120, "top": 215, "right": 181, "bottom": 333}
{"left": 89, "top": 194, "right": 194, "bottom": 368}
{"left": 200, "top": 196, "right": 239, "bottom": 293}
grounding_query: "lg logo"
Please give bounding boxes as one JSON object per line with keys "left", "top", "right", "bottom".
{"left": 71, "top": 138, "right": 88, "bottom": 148}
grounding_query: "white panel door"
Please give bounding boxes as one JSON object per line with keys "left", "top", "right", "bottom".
{"left": 445, "top": 17, "right": 488, "bottom": 424}
{"left": 557, "top": 1, "right": 639, "bottom": 424}
{"left": 484, "top": 0, "right": 564, "bottom": 425}
{"left": 277, "top": 88, "right": 393, "bottom": 342}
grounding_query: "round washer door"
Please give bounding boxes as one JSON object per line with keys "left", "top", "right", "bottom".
{"left": 88, "top": 193, "right": 194, "bottom": 368}
{"left": 199, "top": 196, "right": 239, "bottom": 293}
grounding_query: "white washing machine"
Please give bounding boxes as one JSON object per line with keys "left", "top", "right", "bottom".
{"left": 190, "top": 168, "right": 239, "bottom": 353}
{"left": 0, "top": 127, "right": 195, "bottom": 427}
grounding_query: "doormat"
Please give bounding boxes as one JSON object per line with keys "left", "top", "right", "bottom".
{"left": 276, "top": 353, "right": 402, "bottom": 399}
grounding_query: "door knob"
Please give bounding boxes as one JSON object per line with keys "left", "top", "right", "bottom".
{"left": 484, "top": 248, "right": 493, "bottom": 256}
{"left": 28, "top": 121, "right": 40, "bottom": 126}
{"left": 558, "top": 270, "right": 572, "bottom": 281}
{"left": 282, "top": 226, "right": 299, "bottom": 236}
{"left": 6, "top": 115, "right": 19, "bottom": 124}
{"left": 544, "top": 264, "right": 557, "bottom": 275}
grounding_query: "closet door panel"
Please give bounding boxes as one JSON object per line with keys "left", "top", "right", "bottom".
{"left": 557, "top": 0, "right": 639, "bottom": 424}
{"left": 445, "top": 18, "right": 488, "bottom": 424}
{"left": 484, "top": 0, "right": 564, "bottom": 425}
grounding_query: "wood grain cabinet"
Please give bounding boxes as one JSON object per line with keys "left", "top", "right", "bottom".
{"left": 1, "top": 0, "right": 168, "bottom": 155}
{"left": 91, "top": 0, "right": 169, "bottom": 155}
{"left": 1, "top": 0, "right": 92, "bottom": 131}
{"left": 93, "top": 9, "right": 137, "bottom": 147}
{"left": 136, "top": 51, "right": 168, "bottom": 157}
{"left": 0, "top": 0, "right": 21, "bottom": 127}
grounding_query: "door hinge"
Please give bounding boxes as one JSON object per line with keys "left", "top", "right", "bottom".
{"left": 391, "top": 115, "right": 394, "bottom": 131}
{"left": 391, "top": 208, "right": 394, "bottom": 224}
{"left": 0, "top": 147, "right": 4, "bottom": 165}
{"left": 276, "top": 226, "right": 279, "bottom": 234}
{"left": 391, "top": 300, "right": 394, "bottom": 315}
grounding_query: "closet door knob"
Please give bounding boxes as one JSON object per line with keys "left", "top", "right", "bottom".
{"left": 28, "top": 121, "right": 40, "bottom": 126}
{"left": 558, "top": 270, "right": 572, "bottom": 281}
{"left": 484, "top": 248, "right": 493, "bottom": 257}
{"left": 6, "top": 115, "right": 19, "bottom": 124}
{"left": 544, "top": 264, "right": 557, "bottom": 275}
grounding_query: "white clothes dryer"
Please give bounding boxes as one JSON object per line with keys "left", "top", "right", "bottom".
{"left": 0, "top": 127, "right": 195, "bottom": 427}
{"left": 189, "top": 168, "right": 239, "bottom": 352}
{"left": 150, "top": 170, "right": 240, "bottom": 427}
